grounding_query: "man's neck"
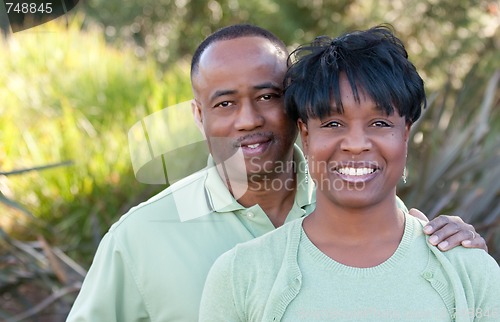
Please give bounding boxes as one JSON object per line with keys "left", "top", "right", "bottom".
{"left": 244, "top": 173, "right": 297, "bottom": 227}
{"left": 223, "top": 168, "right": 297, "bottom": 228}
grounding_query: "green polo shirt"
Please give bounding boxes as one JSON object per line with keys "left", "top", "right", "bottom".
{"left": 67, "top": 146, "right": 315, "bottom": 322}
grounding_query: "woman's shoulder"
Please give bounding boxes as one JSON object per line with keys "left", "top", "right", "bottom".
{"left": 442, "top": 245, "right": 499, "bottom": 275}
{"left": 236, "top": 218, "right": 302, "bottom": 255}
{"left": 409, "top": 214, "right": 499, "bottom": 281}
{"left": 426, "top": 232, "right": 500, "bottom": 292}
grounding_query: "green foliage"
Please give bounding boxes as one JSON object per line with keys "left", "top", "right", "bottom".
{"left": 0, "top": 18, "right": 193, "bottom": 265}
{"left": 0, "top": 162, "right": 81, "bottom": 321}
{"left": 80, "top": 0, "right": 499, "bottom": 90}
{"left": 399, "top": 56, "right": 500, "bottom": 260}
{"left": 0, "top": 19, "right": 197, "bottom": 318}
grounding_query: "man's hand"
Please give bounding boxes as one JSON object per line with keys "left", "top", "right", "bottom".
{"left": 409, "top": 208, "right": 488, "bottom": 252}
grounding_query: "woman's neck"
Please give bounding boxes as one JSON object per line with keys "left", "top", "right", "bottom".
{"left": 302, "top": 194, "right": 405, "bottom": 267}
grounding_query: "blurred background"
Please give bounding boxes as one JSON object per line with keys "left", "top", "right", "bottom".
{"left": 0, "top": 0, "right": 499, "bottom": 320}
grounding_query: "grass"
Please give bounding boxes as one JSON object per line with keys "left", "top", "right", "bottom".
{"left": 0, "top": 17, "right": 195, "bottom": 264}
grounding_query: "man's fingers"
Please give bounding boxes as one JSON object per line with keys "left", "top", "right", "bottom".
{"left": 462, "top": 235, "right": 488, "bottom": 252}
{"left": 423, "top": 215, "right": 488, "bottom": 252}
{"left": 423, "top": 215, "right": 456, "bottom": 235}
{"left": 434, "top": 228, "right": 474, "bottom": 251}
{"left": 426, "top": 221, "right": 462, "bottom": 247}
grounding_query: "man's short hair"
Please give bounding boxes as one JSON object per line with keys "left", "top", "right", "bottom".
{"left": 284, "top": 24, "right": 426, "bottom": 124}
{"left": 190, "top": 24, "right": 287, "bottom": 78}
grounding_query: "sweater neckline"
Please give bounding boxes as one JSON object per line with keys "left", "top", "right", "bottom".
{"left": 298, "top": 213, "right": 415, "bottom": 277}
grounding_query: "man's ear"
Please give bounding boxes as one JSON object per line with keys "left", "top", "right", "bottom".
{"left": 298, "top": 118, "right": 309, "bottom": 156}
{"left": 191, "top": 99, "right": 206, "bottom": 138}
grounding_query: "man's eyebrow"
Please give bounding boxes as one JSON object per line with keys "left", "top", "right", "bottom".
{"left": 209, "top": 83, "right": 281, "bottom": 101}
{"left": 254, "top": 82, "right": 282, "bottom": 92}
{"left": 210, "top": 89, "right": 237, "bottom": 101}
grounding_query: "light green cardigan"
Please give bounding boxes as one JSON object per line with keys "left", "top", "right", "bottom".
{"left": 200, "top": 215, "right": 500, "bottom": 322}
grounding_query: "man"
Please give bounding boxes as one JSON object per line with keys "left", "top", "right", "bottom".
{"left": 67, "top": 24, "right": 485, "bottom": 321}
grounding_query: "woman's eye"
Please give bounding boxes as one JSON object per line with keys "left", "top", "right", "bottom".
{"left": 372, "top": 120, "right": 391, "bottom": 127}
{"left": 214, "top": 101, "right": 233, "bottom": 108}
{"left": 323, "top": 121, "right": 342, "bottom": 128}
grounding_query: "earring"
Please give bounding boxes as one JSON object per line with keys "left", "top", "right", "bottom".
{"left": 402, "top": 167, "right": 407, "bottom": 184}
{"left": 304, "top": 156, "right": 309, "bottom": 184}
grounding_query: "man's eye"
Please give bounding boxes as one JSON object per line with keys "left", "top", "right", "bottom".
{"left": 214, "top": 101, "right": 233, "bottom": 108}
{"left": 259, "top": 93, "right": 279, "bottom": 101}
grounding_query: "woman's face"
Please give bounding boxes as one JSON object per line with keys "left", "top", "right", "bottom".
{"left": 299, "top": 75, "right": 411, "bottom": 209}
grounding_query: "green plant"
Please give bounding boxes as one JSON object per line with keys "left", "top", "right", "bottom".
{"left": 0, "top": 17, "right": 199, "bottom": 320}
{"left": 0, "top": 163, "right": 85, "bottom": 321}
{"left": 400, "top": 63, "right": 500, "bottom": 261}
{"left": 0, "top": 18, "right": 194, "bottom": 265}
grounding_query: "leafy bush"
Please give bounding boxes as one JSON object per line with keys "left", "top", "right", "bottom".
{"left": 0, "top": 16, "right": 197, "bottom": 320}
{"left": 0, "top": 17, "right": 193, "bottom": 265}
{"left": 400, "top": 54, "right": 500, "bottom": 261}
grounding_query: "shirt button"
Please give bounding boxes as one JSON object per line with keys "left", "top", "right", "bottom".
{"left": 422, "top": 271, "right": 433, "bottom": 279}
{"left": 247, "top": 212, "right": 255, "bottom": 218}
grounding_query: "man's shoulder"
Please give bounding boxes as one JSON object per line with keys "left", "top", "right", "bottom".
{"left": 109, "top": 169, "right": 211, "bottom": 232}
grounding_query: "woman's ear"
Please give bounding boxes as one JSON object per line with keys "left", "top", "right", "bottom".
{"left": 298, "top": 118, "right": 309, "bottom": 156}
{"left": 191, "top": 99, "right": 206, "bottom": 138}
{"left": 404, "top": 122, "right": 412, "bottom": 143}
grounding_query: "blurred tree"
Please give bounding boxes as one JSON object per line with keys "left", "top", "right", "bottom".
{"left": 78, "top": 0, "right": 499, "bottom": 88}
{"left": 79, "top": 0, "right": 352, "bottom": 64}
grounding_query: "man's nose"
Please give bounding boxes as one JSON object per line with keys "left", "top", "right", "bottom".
{"left": 234, "top": 100, "right": 264, "bottom": 131}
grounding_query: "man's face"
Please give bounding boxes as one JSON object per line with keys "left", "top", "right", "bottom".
{"left": 192, "top": 36, "right": 298, "bottom": 181}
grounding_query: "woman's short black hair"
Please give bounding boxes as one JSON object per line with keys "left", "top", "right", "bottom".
{"left": 284, "top": 25, "right": 426, "bottom": 124}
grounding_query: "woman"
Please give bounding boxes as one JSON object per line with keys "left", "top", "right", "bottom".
{"left": 199, "top": 25, "right": 500, "bottom": 322}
